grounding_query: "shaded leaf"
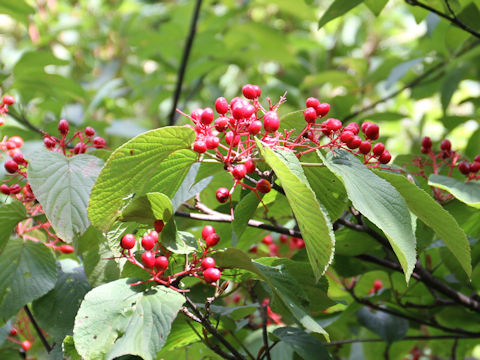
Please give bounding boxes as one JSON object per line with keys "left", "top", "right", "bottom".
{"left": 357, "top": 307, "right": 409, "bottom": 343}
{"left": 318, "top": 0, "right": 364, "bottom": 29}
{"left": 0, "top": 201, "right": 27, "bottom": 254}
{"left": 273, "top": 327, "right": 332, "bottom": 360}
{"left": 429, "top": 174, "right": 480, "bottom": 209}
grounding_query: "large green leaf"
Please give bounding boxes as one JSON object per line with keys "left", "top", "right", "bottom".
{"left": 318, "top": 0, "right": 364, "bottom": 29}
{"left": 73, "top": 279, "right": 185, "bottom": 360}
{"left": 272, "top": 327, "right": 332, "bottom": 360}
{"left": 256, "top": 141, "right": 335, "bottom": 280}
{"left": 429, "top": 174, "right": 480, "bottom": 209}
{"left": 26, "top": 150, "right": 103, "bottom": 243}
{"left": 32, "top": 259, "right": 91, "bottom": 340}
{"left": 357, "top": 307, "right": 409, "bottom": 343}
{"left": 0, "top": 238, "right": 57, "bottom": 325}
{"left": 120, "top": 192, "right": 173, "bottom": 225}
{"left": 214, "top": 248, "right": 329, "bottom": 340}
{"left": 232, "top": 191, "right": 261, "bottom": 244}
{"left": 376, "top": 171, "right": 471, "bottom": 277}
{"left": 0, "top": 201, "right": 27, "bottom": 254}
{"left": 0, "top": 0, "right": 34, "bottom": 25}
{"left": 320, "top": 150, "right": 416, "bottom": 282}
{"left": 88, "top": 126, "right": 197, "bottom": 231}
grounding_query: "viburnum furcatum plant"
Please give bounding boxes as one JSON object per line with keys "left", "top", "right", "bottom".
{"left": 1, "top": 84, "right": 480, "bottom": 360}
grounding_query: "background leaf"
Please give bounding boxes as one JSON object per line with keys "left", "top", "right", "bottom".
{"left": 0, "top": 201, "right": 27, "bottom": 254}
{"left": 429, "top": 174, "right": 480, "bottom": 209}
{"left": 272, "top": 327, "right": 332, "bottom": 360}
{"left": 357, "top": 307, "right": 409, "bottom": 343}
{"left": 318, "top": 0, "right": 364, "bottom": 29}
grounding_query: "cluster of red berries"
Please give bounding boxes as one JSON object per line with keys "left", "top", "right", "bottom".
{"left": 43, "top": 119, "right": 106, "bottom": 155}
{"left": 7, "top": 314, "right": 34, "bottom": 355}
{"left": 248, "top": 233, "right": 305, "bottom": 257}
{"left": 1, "top": 135, "right": 27, "bottom": 195}
{"left": 0, "top": 95, "right": 15, "bottom": 120}
{"left": 180, "top": 85, "right": 391, "bottom": 215}
{"left": 368, "top": 279, "right": 383, "bottom": 295}
{"left": 119, "top": 221, "right": 223, "bottom": 290}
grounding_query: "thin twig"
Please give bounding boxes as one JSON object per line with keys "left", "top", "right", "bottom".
{"left": 23, "top": 305, "right": 52, "bottom": 353}
{"left": 168, "top": 0, "right": 203, "bottom": 125}
{"left": 260, "top": 305, "right": 271, "bottom": 360}
{"left": 7, "top": 109, "right": 43, "bottom": 135}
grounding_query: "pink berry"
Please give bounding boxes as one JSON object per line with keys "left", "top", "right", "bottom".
{"left": 253, "top": 85, "right": 262, "bottom": 98}
{"left": 216, "top": 187, "right": 230, "bottom": 203}
{"left": 58, "top": 119, "right": 69, "bottom": 135}
{"left": 193, "top": 140, "right": 207, "bottom": 153}
{"left": 232, "top": 101, "right": 254, "bottom": 119}
{"left": 202, "top": 225, "right": 216, "bottom": 241}
{"left": 372, "top": 143, "right": 385, "bottom": 157}
{"left": 361, "top": 121, "right": 372, "bottom": 134}
{"left": 262, "top": 235, "right": 273, "bottom": 245}
{"left": 141, "top": 234, "right": 156, "bottom": 251}
{"left": 6, "top": 141, "right": 16, "bottom": 150}
{"left": 303, "top": 107, "right": 317, "bottom": 124}
{"left": 59, "top": 244, "right": 75, "bottom": 254}
{"left": 248, "top": 120, "right": 262, "bottom": 135}
{"left": 73, "top": 143, "right": 86, "bottom": 154}
{"left": 9, "top": 184, "right": 21, "bottom": 194}
{"left": 458, "top": 161, "right": 470, "bottom": 175}
{"left": 441, "top": 139, "right": 451, "bottom": 151}
{"left": 191, "top": 108, "right": 203, "bottom": 121}
{"left": 85, "top": 126, "right": 95, "bottom": 137}
{"left": 340, "top": 130, "right": 354, "bottom": 144}
{"left": 215, "top": 97, "right": 229, "bottom": 115}
{"left": 315, "top": 103, "right": 330, "bottom": 117}
{"left": 365, "top": 123, "right": 380, "bottom": 140}
{"left": 154, "top": 220, "right": 165, "bottom": 233}
{"left": 269, "top": 243, "right": 279, "bottom": 256}
{"left": 225, "top": 131, "right": 240, "bottom": 146}
{"left": 263, "top": 111, "right": 279, "bottom": 133}
{"left": 242, "top": 84, "right": 258, "bottom": 99}
{"left": 256, "top": 179, "right": 271, "bottom": 194}
{"left": 155, "top": 256, "right": 169, "bottom": 271}
{"left": 232, "top": 164, "right": 247, "bottom": 180}
{"left": 2, "top": 95, "right": 15, "bottom": 105}
{"left": 121, "top": 234, "right": 136, "bottom": 249}
{"left": 347, "top": 136, "right": 362, "bottom": 149}
{"left": 44, "top": 137, "right": 56, "bottom": 149}
{"left": 200, "top": 107, "right": 214, "bottom": 125}
{"left": 93, "top": 137, "right": 106, "bottom": 148}
{"left": 373, "top": 280, "right": 383, "bottom": 291}
{"left": 21, "top": 340, "right": 31, "bottom": 351}
{"left": 344, "top": 123, "right": 359, "bottom": 135}
{"left": 295, "top": 238, "right": 305, "bottom": 249}
{"left": 322, "top": 118, "right": 342, "bottom": 135}
{"left": 4, "top": 160, "right": 18, "bottom": 174}
{"left": 305, "top": 97, "right": 320, "bottom": 109}
{"left": 359, "top": 141, "right": 371, "bottom": 155}
{"left": 379, "top": 151, "right": 391, "bottom": 164}
{"left": 0, "top": 184, "right": 10, "bottom": 195}
{"left": 142, "top": 251, "right": 156, "bottom": 268}
{"left": 244, "top": 159, "right": 256, "bottom": 173}
{"left": 279, "top": 234, "right": 288, "bottom": 243}
{"left": 421, "top": 136, "right": 432, "bottom": 149}
{"left": 205, "top": 136, "right": 220, "bottom": 149}
{"left": 201, "top": 257, "right": 216, "bottom": 269}
{"left": 205, "top": 233, "right": 220, "bottom": 248}
{"left": 203, "top": 268, "right": 221, "bottom": 283}
{"left": 214, "top": 117, "right": 229, "bottom": 132}
{"left": 12, "top": 153, "right": 25, "bottom": 165}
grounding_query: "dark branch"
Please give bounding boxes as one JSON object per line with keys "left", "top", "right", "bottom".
{"left": 168, "top": 0, "right": 203, "bottom": 126}
{"left": 23, "top": 305, "right": 52, "bottom": 353}
{"left": 324, "top": 334, "right": 480, "bottom": 346}
{"left": 7, "top": 109, "right": 43, "bottom": 135}
{"left": 260, "top": 305, "right": 271, "bottom": 360}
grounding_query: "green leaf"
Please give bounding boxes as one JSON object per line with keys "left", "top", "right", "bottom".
{"left": 27, "top": 150, "right": 103, "bottom": 243}
{"left": 120, "top": 192, "right": 173, "bottom": 225}
{"left": 63, "top": 336, "right": 82, "bottom": 360}
{"left": 170, "top": 163, "right": 212, "bottom": 211}
{"left": 441, "top": 66, "right": 467, "bottom": 112}
{"left": 161, "top": 218, "right": 198, "bottom": 254}
{"left": 232, "top": 191, "right": 261, "bottom": 244}
{"left": 385, "top": 58, "right": 424, "bottom": 90}
{"left": 376, "top": 171, "right": 471, "bottom": 277}
{"left": 88, "top": 126, "right": 197, "bottom": 231}
{"left": 357, "top": 307, "right": 409, "bottom": 343}
{"left": 214, "top": 248, "right": 329, "bottom": 340}
{"left": 429, "top": 175, "right": 480, "bottom": 209}
{"left": 318, "top": 0, "right": 364, "bottom": 29}
{"left": 256, "top": 141, "right": 335, "bottom": 280}
{"left": 0, "top": 0, "right": 34, "bottom": 25}
{"left": 73, "top": 279, "right": 185, "bottom": 360}
{"left": 32, "top": 259, "right": 91, "bottom": 340}
{"left": 272, "top": 327, "right": 332, "bottom": 360}
{"left": 0, "top": 201, "right": 27, "bottom": 254}
{"left": 364, "top": 0, "right": 388, "bottom": 15}
{"left": 320, "top": 150, "right": 416, "bottom": 282}
{"left": 0, "top": 238, "right": 57, "bottom": 324}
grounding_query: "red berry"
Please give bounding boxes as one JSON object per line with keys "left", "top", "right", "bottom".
{"left": 340, "top": 130, "right": 354, "bottom": 144}
{"left": 191, "top": 108, "right": 203, "bottom": 121}
{"left": 225, "top": 131, "right": 240, "bottom": 146}
{"left": 154, "top": 256, "right": 169, "bottom": 271}
{"left": 232, "top": 293, "right": 242, "bottom": 304}
{"left": 203, "top": 268, "right": 221, "bottom": 283}
{"left": 232, "top": 164, "right": 247, "bottom": 180}
{"left": 142, "top": 251, "right": 156, "bottom": 268}
{"left": 263, "top": 111, "right": 279, "bottom": 133}
{"left": 216, "top": 187, "right": 230, "bottom": 203}
{"left": 205, "top": 233, "right": 220, "bottom": 248}
{"left": 12, "top": 153, "right": 25, "bottom": 165}
{"left": 322, "top": 118, "right": 342, "bottom": 135}
{"left": 242, "top": 84, "right": 258, "bottom": 99}
{"left": 248, "top": 120, "right": 262, "bottom": 135}
{"left": 373, "top": 280, "right": 383, "bottom": 291}
{"left": 256, "top": 179, "right": 271, "bottom": 194}
{"left": 232, "top": 101, "right": 254, "bottom": 119}
{"left": 359, "top": 141, "right": 371, "bottom": 154}
{"left": 280, "top": 234, "right": 288, "bottom": 243}
{"left": 361, "top": 121, "right": 371, "bottom": 133}
{"left": 244, "top": 159, "right": 256, "bottom": 173}
{"left": 365, "top": 123, "right": 380, "bottom": 140}
{"left": 0, "top": 184, "right": 10, "bottom": 195}
{"left": 215, "top": 97, "right": 229, "bottom": 115}
{"left": 474, "top": 154, "right": 480, "bottom": 162}
{"left": 205, "top": 136, "right": 220, "bottom": 149}
{"left": 202, "top": 225, "right": 216, "bottom": 241}
{"left": 149, "top": 231, "right": 159, "bottom": 242}
{"left": 441, "top": 139, "right": 451, "bottom": 151}
{"left": 253, "top": 85, "right": 262, "bottom": 98}
{"left": 9, "top": 184, "right": 21, "bottom": 194}
{"left": 121, "top": 234, "right": 136, "bottom": 249}
{"left": 73, "top": 143, "right": 86, "bottom": 154}
{"left": 85, "top": 126, "right": 95, "bottom": 137}
{"left": 201, "top": 257, "right": 216, "bottom": 269}
{"left": 305, "top": 97, "right": 320, "bottom": 109}
{"left": 2, "top": 95, "right": 15, "bottom": 105}
{"left": 458, "top": 161, "right": 470, "bottom": 175}
{"left": 200, "top": 107, "right": 214, "bottom": 125}
{"left": 420, "top": 147, "right": 428, "bottom": 154}
{"left": 248, "top": 245, "right": 258, "bottom": 253}
{"left": 93, "top": 137, "right": 106, "bottom": 148}
{"left": 262, "top": 235, "right": 273, "bottom": 245}
{"left": 471, "top": 161, "right": 480, "bottom": 173}
{"left": 379, "top": 151, "right": 391, "bottom": 164}
{"left": 344, "top": 123, "right": 359, "bottom": 135}
{"left": 44, "top": 137, "right": 56, "bottom": 149}
{"left": 59, "top": 244, "right": 74, "bottom": 254}
{"left": 346, "top": 135, "right": 362, "bottom": 149}
{"left": 230, "top": 97, "right": 242, "bottom": 108}
{"left": 6, "top": 141, "right": 16, "bottom": 150}
{"left": 303, "top": 107, "right": 317, "bottom": 123}
{"left": 141, "top": 234, "right": 156, "bottom": 250}
{"left": 58, "top": 119, "right": 69, "bottom": 135}
{"left": 214, "top": 117, "right": 229, "bottom": 132}
{"left": 154, "top": 219, "right": 165, "bottom": 233}
{"left": 4, "top": 160, "right": 18, "bottom": 174}
{"left": 193, "top": 140, "right": 207, "bottom": 153}
{"left": 421, "top": 136, "right": 432, "bottom": 149}
{"left": 269, "top": 243, "right": 279, "bottom": 256}
{"left": 295, "top": 238, "right": 305, "bottom": 249}
{"left": 21, "top": 340, "right": 31, "bottom": 351}
{"left": 372, "top": 142, "right": 385, "bottom": 157}
{"left": 315, "top": 103, "right": 330, "bottom": 117}
{"left": 9, "top": 327, "right": 17, "bottom": 336}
